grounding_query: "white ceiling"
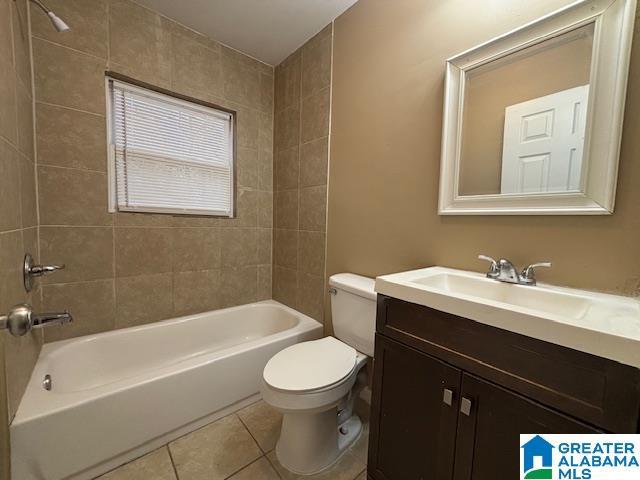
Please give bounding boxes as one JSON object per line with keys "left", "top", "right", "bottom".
{"left": 135, "top": 0, "right": 358, "bottom": 66}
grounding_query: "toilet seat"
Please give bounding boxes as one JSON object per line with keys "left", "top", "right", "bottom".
{"left": 263, "top": 337, "right": 356, "bottom": 393}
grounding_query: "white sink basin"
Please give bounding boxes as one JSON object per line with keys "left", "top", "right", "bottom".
{"left": 375, "top": 267, "right": 640, "bottom": 368}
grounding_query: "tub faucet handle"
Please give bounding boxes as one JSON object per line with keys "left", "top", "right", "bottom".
{"left": 0, "top": 304, "right": 73, "bottom": 337}
{"left": 23, "top": 253, "right": 66, "bottom": 292}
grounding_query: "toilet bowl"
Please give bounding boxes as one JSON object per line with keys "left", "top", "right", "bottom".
{"left": 261, "top": 273, "right": 376, "bottom": 475}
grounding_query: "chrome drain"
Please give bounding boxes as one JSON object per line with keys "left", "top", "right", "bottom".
{"left": 43, "top": 374, "right": 52, "bottom": 391}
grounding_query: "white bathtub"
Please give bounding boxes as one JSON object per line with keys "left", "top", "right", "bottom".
{"left": 11, "top": 300, "right": 322, "bottom": 480}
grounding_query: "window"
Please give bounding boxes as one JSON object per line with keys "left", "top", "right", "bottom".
{"left": 106, "top": 77, "right": 235, "bottom": 216}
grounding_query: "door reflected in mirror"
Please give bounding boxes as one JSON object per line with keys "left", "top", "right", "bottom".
{"left": 458, "top": 23, "right": 594, "bottom": 197}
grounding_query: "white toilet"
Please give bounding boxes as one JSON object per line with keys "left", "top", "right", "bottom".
{"left": 261, "top": 273, "right": 376, "bottom": 475}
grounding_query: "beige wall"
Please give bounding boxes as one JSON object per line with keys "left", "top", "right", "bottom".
{"left": 460, "top": 26, "right": 593, "bottom": 195}
{"left": 31, "top": 0, "right": 275, "bottom": 342}
{"left": 326, "top": 0, "right": 640, "bottom": 329}
{"left": 0, "top": 0, "right": 41, "bottom": 477}
{"left": 273, "top": 26, "right": 332, "bottom": 322}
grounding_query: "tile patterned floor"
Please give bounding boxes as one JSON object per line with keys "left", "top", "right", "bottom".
{"left": 97, "top": 400, "right": 368, "bottom": 480}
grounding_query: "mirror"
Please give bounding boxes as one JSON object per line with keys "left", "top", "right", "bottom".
{"left": 439, "top": 0, "right": 636, "bottom": 215}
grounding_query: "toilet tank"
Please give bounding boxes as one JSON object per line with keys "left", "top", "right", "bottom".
{"left": 329, "top": 273, "right": 376, "bottom": 357}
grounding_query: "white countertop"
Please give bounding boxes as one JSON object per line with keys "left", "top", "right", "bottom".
{"left": 375, "top": 267, "right": 640, "bottom": 369}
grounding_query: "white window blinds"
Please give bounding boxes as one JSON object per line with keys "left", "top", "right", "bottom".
{"left": 107, "top": 79, "right": 234, "bottom": 216}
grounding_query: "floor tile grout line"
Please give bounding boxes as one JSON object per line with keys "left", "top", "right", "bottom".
{"left": 165, "top": 444, "right": 181, "bottom": 480}
{"left": 264, "top": 452, "right": 284, "bottom": 480}
{"left": 236, "top": 413, "right": 267, "bottom": 455}
{"left": 222, "top": 453, "right": 269, "bottom": 480}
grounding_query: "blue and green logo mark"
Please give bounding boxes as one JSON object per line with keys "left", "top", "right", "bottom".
{"left": 521, "top": 435, "right": 554, "bottom": 479}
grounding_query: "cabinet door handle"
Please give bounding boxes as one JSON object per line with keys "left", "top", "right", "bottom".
{"left": 460, "top": 397, "right": 472, "bottom": 416}
{"left": 443, "top": 388, "right": 453, "bottom": 406}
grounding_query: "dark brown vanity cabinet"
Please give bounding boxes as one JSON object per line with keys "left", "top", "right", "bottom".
{"left": 367, "top": 295, "right": 640, "bottom": 480}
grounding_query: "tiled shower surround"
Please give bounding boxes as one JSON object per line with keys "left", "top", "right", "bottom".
{"left": 273, "top": 25, "right": 332, "bottom": 322}
{"left": 31, "top": 0, "right": 275, "bottom": 342}
{"left": 0, "top": 0, "right": 41, "bottom": 471}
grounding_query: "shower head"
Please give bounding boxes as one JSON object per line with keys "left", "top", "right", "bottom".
{"left": 28, "top": 0, "right": 70, "bottom": 32}
{"left": 46, "top": 11, "right": 70, "bottom": 32}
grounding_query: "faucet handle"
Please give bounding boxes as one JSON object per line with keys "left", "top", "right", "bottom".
{"left": 520, "top": 262, "right": 552, "bottom": 285}
{"left": 478, "top": 255, "right": 499, "bottom": 278}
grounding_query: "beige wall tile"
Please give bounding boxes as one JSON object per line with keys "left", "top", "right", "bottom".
{"left": 99, "top": 447, "right": 177, "bottom": 480}
{"left": 221, "top": 228, "right": 258, "bottom": 267}
{"left": 115, "top": 273, "right": 173, "bottom": 328}
{"left": 299, "top": 185, "right": 327, "bottom": 232}
{"left": 227, "top": 189, "right": 258, "bottom": 228}
{"left": 109, "top": 0, "right": 172, "bottom": 87}
{"left": 259, "top": 73, "right": 274, "bottom": 114}
{"left": 19, "top": 159, "right": 37, "bottom": 229}
{"left": 257, "top": 264, "right": 272, "bottom": 301}
{"left": 223, "top": 47, "right": 261, "bottom": 107}
{"left": 169, "top": 414, "right": 261, "bottom": 480}
{"left": 301, "top": 87, "right": 330, "bottom": 143}
{"left": 173, "top": 269, "right": 220, "bottom": 316}
{"left": 31, "top": 0, "right": 108, "bottom": 58}
{"left": 0, "top": 56, "right": 17, "bottom": 144}
{"left": 40, "top": 226, "right": 114, "bottom": 283}
{"left": 117, "top": 212, "right": 175, "bottom": 227}
{"left": 257, "top": 191, "right": 273, "bottom": 228}
{"left": 300, "top": 138, "right": 329, "bottom": 188}
{"left": 276, "top": 146, "right": 299, "bottom": 190}
{"left": 0, "top": 143, "right": 22, "bottom": 232}
{"left": 0, "top": 230, "right": 25, "bottom": 314}
{"left": 36, "top": 103, "right": 107, "bottom": 171}
{"left": 220, "top": 266, "right": 258, "bottom": 308}
{"left": 297, "top": 273, "right": 323, "bottom": 321}
{"left": 33, "top": 38, "right": 106, "bottom": 114}
{"left": 115, "top": 227, "right": 173, "bottom": 277}
{"left": 236, "top": 107, "right": 260, "bottom": 150}
{"left": 237, "top": 147, "right": 259, "bottom": 189}
{"left": 258, "top": 148, "right": 274, "bottom": 192}
{"left": 273, "top": 265, "right": 297, "bottom": 308}
{"left": 171, "top": 26, "right": 223, "bottom": 102}
{"left": 275, "top": 190, "right": 298, "bottom": 230}
{"left": 222, "top": 46, "right": 267, "bottom": 74}
{"left": 275, "top": 106, "right": 300, "bottom": 151}
{"left": 257, "top": 228, "right": 272, "bottom": 265}
{"left": 259, "top": 111, "right": 274, "bottom": 153}
{"left": 228, "top": 458, "right": 279, "bottom": 480}
{"left": 38, "top": 166, "right": 112, "bottom": 226}
{"left": 275, "top": 52, "right": 300, "bottom": 112}
{"left": 30, "top": 0, "right": 108, "bottom": 59}
{"left": 172, "top": 228, "right": 221, "bottom": 272}
{"left": 0, "top": 0, "right": 13, "bottom": 67}
{"left": 298, "top": 231, "right": 325, "bottom": 276}
{"left": 15, "top": 82, "right": 33, "bottom": 160}
{"left": 42, "top": 279, "right": 116, "bottom": 342}
{"left": 274, "top": 229, "right": 297, "bottom": 269}
{"left": 11, "top": 0, "right": 31, "bottom": 89}
{"left": 301, "top": 26, "right": 332, "bottom": 98}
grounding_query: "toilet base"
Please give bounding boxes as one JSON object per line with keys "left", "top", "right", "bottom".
{"left": 275, "top": 409, "right": 363, "bottom": 475}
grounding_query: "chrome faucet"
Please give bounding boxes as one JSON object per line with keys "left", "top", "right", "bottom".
{"left": 478, "top": 255, "right": 551, "bottom": 286}
{"left": 0, "top": 304, "right": 72, "bottom": 337}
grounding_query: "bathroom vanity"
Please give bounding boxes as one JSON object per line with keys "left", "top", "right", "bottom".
{"left": 366, "top": 267, "right": 640, "bottom": 480}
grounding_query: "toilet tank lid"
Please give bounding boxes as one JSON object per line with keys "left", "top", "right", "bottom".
{"left": 329, "top": 273, "right": 376, "bottom": 300}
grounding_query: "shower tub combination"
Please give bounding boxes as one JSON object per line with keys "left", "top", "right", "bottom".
{"left": 11, "top": 300, "right": 322, "bottom": 480}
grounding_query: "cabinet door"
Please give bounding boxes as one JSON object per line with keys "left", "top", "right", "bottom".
{"left": 368, "top": 335, "right": 462, "bottom": 480}
{"left": 453, "top": 373, "right": 601, "bottom": 480}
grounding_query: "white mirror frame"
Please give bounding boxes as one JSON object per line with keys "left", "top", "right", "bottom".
{"left": 438, "top": 0, "right": 636, "bottom": 215}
